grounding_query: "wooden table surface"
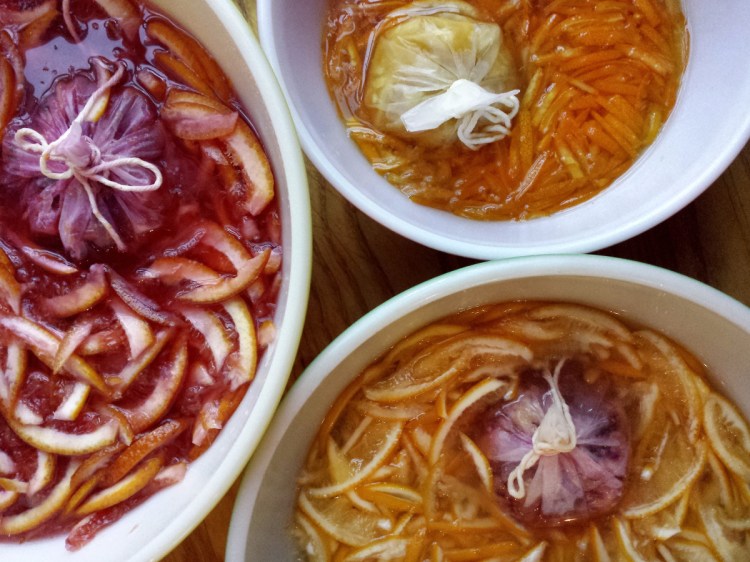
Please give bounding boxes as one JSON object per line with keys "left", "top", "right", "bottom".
{"left": 164, "top": 2, "right": 750, "bottom": 560}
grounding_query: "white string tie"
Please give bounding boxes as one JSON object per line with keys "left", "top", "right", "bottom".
{"left": 400, "top": 79, "right": 520, "bottom": 150}
{"left": 13, "top": 62, "right": 163, "bottom": 251}
{"left": 507, "top": 360, "right": 577, "bottom": 500}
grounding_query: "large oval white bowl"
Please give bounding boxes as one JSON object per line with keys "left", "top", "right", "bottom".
{"left": 258, "top": 0, "right": 750, "bottom": 260}
{"left": 226, "top": 255, "right": 750, "bottom": 560}
{"left": 3, "top": 1, "right": 312, "bottom": 560}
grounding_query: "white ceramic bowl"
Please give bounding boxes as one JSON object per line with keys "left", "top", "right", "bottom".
{"left": 226, "top": 255, "right": 750, "bottom": 560}
{"left": 258, "top": 0, "right": 750, "bottom": 260}
{"left": 3, "top": 1, "right": 311, "bottom": 560}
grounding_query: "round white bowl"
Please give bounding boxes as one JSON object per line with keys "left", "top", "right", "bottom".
{"left": 226, "top": 255, "right": 750, "bottom": 560}
{"left": 3, "top": 1, "right": 311, "bottom": 560}
{"left": 258, "top": 0, "right": 750, "bottom": 260}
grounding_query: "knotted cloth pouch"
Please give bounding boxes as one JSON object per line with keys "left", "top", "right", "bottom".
{"left": 364, "top": 1, "right": 519, "bottom": 149}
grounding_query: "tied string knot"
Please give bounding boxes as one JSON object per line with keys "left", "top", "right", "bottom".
{"left": 13, "top": 62, "right": 163, "bottom": 251}
{"left": 507, "top": 360, "right": 577, "bottom": 500}
{"left": 400, "top": 79, "right": 520, "bottom": 151}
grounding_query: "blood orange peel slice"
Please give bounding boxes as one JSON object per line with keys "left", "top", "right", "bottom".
{"left": 0, "top": 459, "right": 78, "bottom": 535}
{"left": 53, "top": 382, "right": 91, "bottom": 421}
{"left": 7, "top": 418, "right": 119, "bottom": 456}
{"left": 0, "top": 253, "right": 20, "bottom": 314}
{"left": 162, "top": 100, "right": 239, "bottom": 140}
{"left": 180, "top": 306, "right": 232, "bottom": 371}
{"left": 28, "top": 451, "right": 56, "bottom": 496}
{"left": 177, "top": 223, "right": 270, "bottom": 304}
{"left": 221, "top": 121, "right": 275, "bottom": 216}
{"left": 0, "top": 490, "right": 18, "bottom": 511}
{"left": 107, "top": 327, "right": 174, "bottom": 395}
{"left": 223, "top": 297, "right": 257, "bottom": 390}
{"left": 0, "top": 315, "right": 107, "bottom": 393}
{"left": 70, "top": 443, "right": 125, "bottom": 492}
{"left": 64, "top": 474, "right": 102, "bottom": 516}
{"left": 17, "top": 240, "right": 78, "bottom": 275}
{"left": 0, "top": 53, "right": 16, "bottom": 133}
{"left": 41, "top": 264, "right": 108, "bottom": 318}
{"left": 139, "top": 257, "right": 222, "bottom": 287}
{"left": 0, "top": 477, "right": 28, "bottom": 494}
{"left": 53, "top": 320, "right": 94, "bottom": 374}
{"left": 0, "top": 341, "right": 27, "bottom": 409}
{"left": 146, "top": 19, "right": 232, "bottom": 102}
{"left": 74, "top": 456, "right": 163, "bottom": 517}
{"left": 92, "top": 0, "right": 139, "bottom": 40}
{"left": 114, "top": 334, "right": 188, "bottom": 433}
{"left": 99, "top": 418, "right": 188, "bottom": 488}
{"left": 111, "top": 297, "right": 155, "bottom": 359}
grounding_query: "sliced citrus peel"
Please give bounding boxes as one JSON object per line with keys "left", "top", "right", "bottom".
{"left": 179, "top": 306, "right": 232, "bottom": 370}
{"left": 107, "top": 327, "right": 174, "bottom": 395}
{"left": 703, "top": 392, "right": 750, "bottom": 481}
{"left": 174, "top": 222, "right": 270, "bottom": 304}
{"left": 221, "top": 120, "right": 275, "bottom": 216}
{"left": 91, "top": 0, "right": 139, "bottom": 39}
{"left": 146, "top": 19, "right": 232, "bottom": 101}
{"left": 99, "top": 419, "right": 188, "bottom": 488}
{"left": 622, "top": 421, "right": 707, "bottom": 518}
{"left": 0, "top": 315, "right": 107, "bottom": 393}
{"left": 364, "top": 334, "right": 530, "bottom": 403}
{"left": 113, "top": 334, "right": 188, "bottom": 433}
{"left": 162, "top": 90, "right": 239, "bottom": 140}
{"left": 0, "top": 341, "right": 26, "bottom": 409}
{"left": 74, "top": 456, "right": 163, "bottom": 516}
{"left": 307, "top": 421, "right": 403, "bottom": 498}
{"left": 0, "top": 460, "right": 78, "bottom": 535}
{"left": 635, "top": 330, "right": 702, "bottom": 442}
{"left": 53, "top": 382, "right": 91, "bottom": 421}
{"left": 41, "top": 264, "right": 108, "bottom": 318}
{"left": 222, "top": 297, "right": 257, "bottom": 390}
{"left": 54, "top": 320, "right": 94, "bottom": 374}
{"left": 7, "top": 418, "right": 119, "bottom": 456}
{"left": 429, "top": 377, "right": 505, "bottom": 465}
{"left": 0, "top": 248, "right": 20, "bottom": 314}
{"left": 111, "top": 297, "right": 154, "bottom": 359}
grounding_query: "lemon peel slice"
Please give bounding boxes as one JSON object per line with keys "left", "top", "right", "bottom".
{"left": 635, "top": 331, "right": 702, "bottom": 442}
{"left": 622, "top": 423, "right": 706, "bottom": 518}
{"left": 459, "top": 432, "right": 493, "bottom": 492}
{"left": 308, "top": 420, "right": 403, "bottom": 498}
{"left": 298, "top": 493, "right": 388, "bottom": 548}
{"left": 294, "top": 513, "right": 330, "bottom": 562}
{"left": 703, "top": 392, "right": 750, "bottom": 481}
{"left": 429, "top": 377, "right": 504, "bottom": 465}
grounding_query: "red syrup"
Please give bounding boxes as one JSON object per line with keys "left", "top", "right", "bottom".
{"left": 0, "top": 0, "right": 280, "bottom": 545}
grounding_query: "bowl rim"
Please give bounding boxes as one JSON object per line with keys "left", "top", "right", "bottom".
{"left": 119, "top": 1, "right": 312, "bottom": 559}
{"left": 225, "top": 253, "right": 750, "bottom": 560}
{"left": 257, "top": 0, "right": 750, "bottom": 260}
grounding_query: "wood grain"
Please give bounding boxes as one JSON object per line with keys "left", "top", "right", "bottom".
{"left": 163, "top": 1, "right": 750, "bottom": 560}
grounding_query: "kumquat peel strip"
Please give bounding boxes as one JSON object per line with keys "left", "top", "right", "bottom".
{"left": 324, "top": 0, "right": 687, "bottom": 220}
{"left": 293, "top": 301, "right": 750, "bottom": 560}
